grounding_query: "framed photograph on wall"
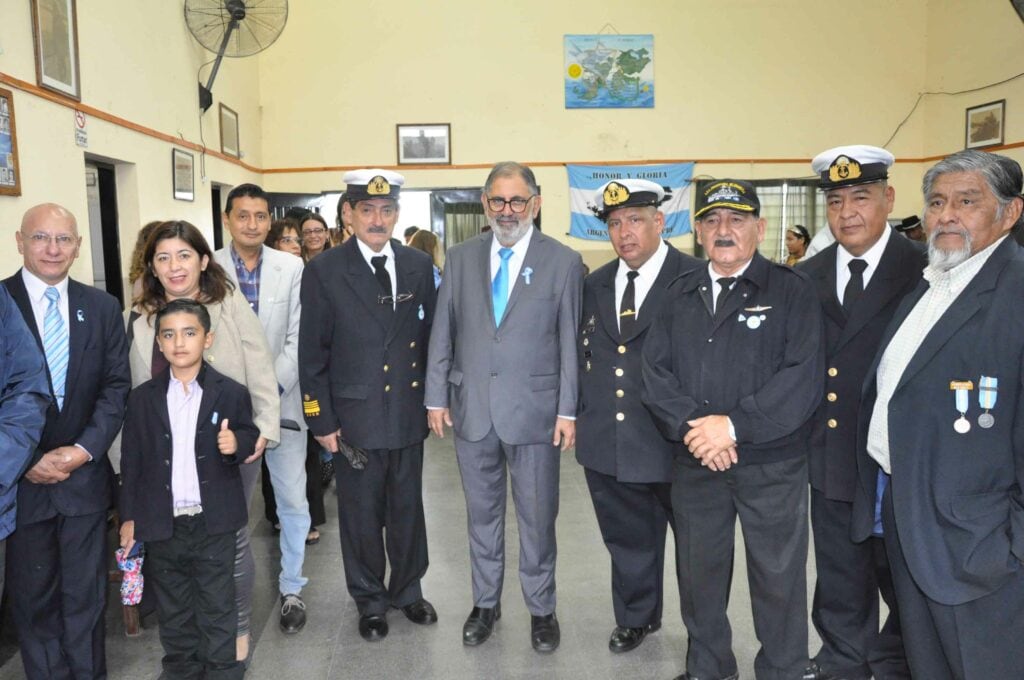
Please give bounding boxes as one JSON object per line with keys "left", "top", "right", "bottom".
{"left": 172, "top": 148, "right": 194, "bottom": 202}
{"left": 0, "top": 87, "right": 21, "bottom": 197}
{"left": 965, "top": 100, "right": 1005, "bottom": 149}
{"left": 30, "top": 0, "right": 81, "bottom": 100}
{"left": 219, "top": 103, "right": 240, "bottom": 158}
{"left": 397, "top": 123, "right": 451, "bottom": 165}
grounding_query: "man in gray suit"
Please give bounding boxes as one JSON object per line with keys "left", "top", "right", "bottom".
{"left": 426, "top": 161, "right": 584, "bottom": 653}
{"left": 215, "top": 183, "right": 311, "bottom": 636}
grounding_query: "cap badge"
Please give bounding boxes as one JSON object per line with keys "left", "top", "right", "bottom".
{"left": 828, "top": 156, "right": 862, "bottom": 183}
{"left": 603, "top": 181, "right": 630, "bottom": 207}
{"left": 707, "top": 184, "right": 742, "bottom": 203}
{"left": 367, "top": 176, "right": 391, "bottom": 195}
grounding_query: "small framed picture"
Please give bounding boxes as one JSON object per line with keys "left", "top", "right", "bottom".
{"left": 172, "top": 149, "right": 194, "bottom": 202}
{"left": 0, "top": 87, "right": 21, "bottom": 197}
{"left": 965, "top": 100, "right": 1005, "bottom": 149}
{"left": 219, "top": 103, "right": 240, "bottom": 158}
{"left": 396, "top": 123, "right": 451, "bottom": 165}
{"left": 30, "top": 0, "right": 81, "bottom": 100}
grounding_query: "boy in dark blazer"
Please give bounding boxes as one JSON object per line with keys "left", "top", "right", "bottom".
{"left": 119, "top": 299, "right": 257, "bottom": 679}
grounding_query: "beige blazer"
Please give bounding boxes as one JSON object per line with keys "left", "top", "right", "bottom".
{"left": 128, "top": 289, "right": 281, "bottom": 446}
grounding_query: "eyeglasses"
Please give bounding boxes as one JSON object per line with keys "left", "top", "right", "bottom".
{"left": 378, "top": 292, "right": 414, "bottom": 305}
{"left": 302, "top": 227, "right": 327, "bottom": 237}
{"left": 24, "top": 232, "right": 78, "bottom": 249}
{"left": 279, "top": 236, "right": 303, "bottom": 245}
{"left": 486, "top": 196, "right": 534, "bottom": 213}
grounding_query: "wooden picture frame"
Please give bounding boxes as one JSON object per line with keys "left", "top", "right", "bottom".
{"left": 965, "top": 100, "right": 1005, "bottom": 149}
{"left": 219, "top": 103, "right": 240, "bottom": 158}
{"left": 0, "top": 88, "right": 21, "bottom": 196}
{"left": 396, "top": 123, "right": 451, "bottom": 165}
{"left": 172, "top": 149, "right": 195, "bottom": 202}
{"left": 30, "top": 0, "right": 81, "bottom": 100}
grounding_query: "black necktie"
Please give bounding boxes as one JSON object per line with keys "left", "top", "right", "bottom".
{"left": 843, "top": 259, "right": 867, "bottom": 316}
{"left": 619, "top": 270, "right": 639, "bottom": 337}
{"left": 371, "top": 255, "right": 393, "bottom": 313}
{"left": 715, "top": 276, "right": 736, "bottom": 317}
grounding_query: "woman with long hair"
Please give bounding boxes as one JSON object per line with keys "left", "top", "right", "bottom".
{"left": 299, "top": 212, "right": 331, "bottom": 262}
{"left": 407, "top": 229, "right": 443, "bottom": 289}
{"left": 128, "top": 220, "right": 279, "bottom": 663}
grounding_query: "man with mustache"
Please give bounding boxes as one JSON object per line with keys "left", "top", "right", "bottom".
{"left": 425, "top": 161, "right": 584, "bottom": 652}
{"left": 299, "top": 169, "right": 438, "bottom": 642}
{"left": 642, "top": 180, "right": 824, "bottom": 680}
{"left": 800, "top": 145, "right": 924, "bottom": 680}
{"left": 855, "top": 149, "right": 1024, "bottom": 679}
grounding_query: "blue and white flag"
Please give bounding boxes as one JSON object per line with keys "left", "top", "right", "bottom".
{"left": 567, "top": 162, "right": 694, "bottom": 240}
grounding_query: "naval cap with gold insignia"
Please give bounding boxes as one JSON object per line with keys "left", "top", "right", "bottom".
{"left": 590, "top": 178, "right": 670, "bottom": 221}
{"left": 342, "top": 168, "right": 404, "bottom": 203}
{"left": 694, "top": 179, "right": 760, "bottom": 219}
{"left": 812, "top": 145, "right": 894, "bottom": 190}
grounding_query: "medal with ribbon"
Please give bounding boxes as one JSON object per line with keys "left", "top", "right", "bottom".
{"left": 950, "top": 380, "right": 974, "bottom": 434}
{"left": 977, "top": 376, "right": 997, "bottom": 429}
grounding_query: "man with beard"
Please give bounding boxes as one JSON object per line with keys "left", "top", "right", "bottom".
{"left": 299, "top": 169, "right": 438, "bottom": 642}
{"left": 855, "top": 149, "right": 1024, "bottom": 678}
{"left": 425, "top": 161, "right": 584, "bottom": 652}
{"left": 642, "top": 180, "right": 823, "bottom": 680}
{"left": 800, "top": 145, "right": 923, "bottom": 680}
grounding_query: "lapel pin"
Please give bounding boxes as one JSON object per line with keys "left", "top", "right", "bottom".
{"left": 211, "top": 411, "right": 219, "bottom": 425}
{"left": 76, "top": 309, "right": 84, "bottom": 322}
{"left": 417, "top": 303, "right": 425, "bottom": 320}
{"left": 522, "top": 267, "right": 533, "bottom": 285}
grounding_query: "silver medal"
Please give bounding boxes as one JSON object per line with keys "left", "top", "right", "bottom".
{"left": 746, "top": 315, "right": 761, "bottom": 329}
{"left": 978, "top": 413, "right": 994, "bottom": 429}
{"left": 954, "top": 416, "right": 971, "bottom": 434}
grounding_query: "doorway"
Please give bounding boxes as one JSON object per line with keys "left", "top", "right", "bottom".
{"left": 84, "top": 160, "right": 124, "bottom": 307}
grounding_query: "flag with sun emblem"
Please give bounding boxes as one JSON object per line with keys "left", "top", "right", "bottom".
{"left": 567, "top": 162, "right": 694, "bottom": 240}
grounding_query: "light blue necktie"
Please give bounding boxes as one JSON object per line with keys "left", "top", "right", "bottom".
{"left": 43, "top": 286, "right": 69, "bottom": 410}
{"left": 492, "top": 247, "right": 514, "bottom": 327}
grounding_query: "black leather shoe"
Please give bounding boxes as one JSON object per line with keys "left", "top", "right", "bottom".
{"left": 358, "top": 613, "right": 388, "bottom": 641}
{"left": 400, "top": 598, "right": 438, "bottom": 625}
{"left": 608, "top": 621, "right": 660, "bottom": 653}
{"left": 671, "top": 673, "right": 739, "bottom": 680}
{"left": 802, "top": 661, "right": 850, "bottom": 680}
{"left": 463, "top": 604, "right": 500, "bottom": 646}
{"left": 279, "top": 594, "right": 306, "bottom": 634}
{"left": 530, "top": 613, "right": 560, "bottom": 653}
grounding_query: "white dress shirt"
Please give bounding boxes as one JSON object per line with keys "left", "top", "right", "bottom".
{"left": 356, "top": 238, "right": 398, "bottom": 309}
{"left": 708, "top": 259, "right": 752, "bottom": 314}
{"left": 21, "top": 268, "right": 69, "bottom": 339}
{"left": 836, "top": 225, "right": 892, "bottom": 303}
{"left": 614, "top": 241, "right": 668, "bottom": 331}
{"left": 490, "top": 226, "right": 534, "bottom": 300}
{"left": 167, "top": 374, "right": 204, "bottom": 509}
{"left": 867, "top": 235, "right": 1006, "bottom": 473}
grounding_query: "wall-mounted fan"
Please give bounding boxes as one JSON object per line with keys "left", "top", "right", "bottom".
{"left": 185, "top": 0, "right": 288, "bottom": 111}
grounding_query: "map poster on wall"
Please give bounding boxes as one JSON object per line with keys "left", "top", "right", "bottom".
{"left": 564, "top": 34, "right": 654, "bottom": 109}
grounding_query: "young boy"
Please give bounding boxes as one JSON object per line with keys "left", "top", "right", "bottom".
{"left": 119, "top": 299, "right": 257, "bottom": 679}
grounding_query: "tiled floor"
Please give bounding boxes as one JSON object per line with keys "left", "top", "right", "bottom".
{"left": 0, "top": 434, "right": 823, "bottom": 679}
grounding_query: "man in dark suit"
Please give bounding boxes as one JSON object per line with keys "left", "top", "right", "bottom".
{"left": 800, "top": 145, "right": 924, "bottom": 680}
{"left": 854, "top": 149, "right": 1024, "bottom": 679}
{"left": 4, "top": 203, "right": 130, "bottom": 679}
{"left": 576, "top": 178, "right": 699, "bottom": 653}
{"left": 299, "top": 169, "right": 437, "bottom": 642}
{"left": 642, "top": 180, "right": 824, "bottom": 680}
{"left": 425, "top": 162, "right": 584, "bottom": 653}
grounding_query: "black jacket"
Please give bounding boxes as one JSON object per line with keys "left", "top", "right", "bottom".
{"left": 642, "top": 252, "right": 824, "bottom": 466}
{"left": 119, "top": 364, "right": 257, "bottom": 541}
{"left": 576, "top": 244, "right": 701, "bottom": 482}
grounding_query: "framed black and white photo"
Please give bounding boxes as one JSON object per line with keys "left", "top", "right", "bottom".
{"left": 172, "top": 148, "right": 194, "bottom": 201}
{"left": 397, "top": 123, "right": 451, "bottom": 165}
{"left": 965, "top": 100, "right": 1005, "bottom": 149}
{"left": 0, "top": 87, "right": 21, "bottom": 196}
{"left": 30, "top": 0, "right": 81, "bottom": 100}
{"left": 219, "top": 103, "right": 240, "bottom": 158}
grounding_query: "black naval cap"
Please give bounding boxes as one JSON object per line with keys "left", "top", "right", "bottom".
{"left": 342, "top": 168, "right": 404, "bottom": 203}
{"left": 694, "top": 179, "right": 760, "bottom": 219}
{"left": 812, "top": 145, "right": 895, "bottom": 190}
{"left": 590, "top": 178, "right": 670, "bottom": 221}
{"left": 895, "top": 215, "right": 922, "bottom": 233}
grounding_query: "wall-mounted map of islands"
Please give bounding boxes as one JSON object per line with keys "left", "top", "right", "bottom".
{"left": 564, "top": 34, "right": 654, "bottom": 109}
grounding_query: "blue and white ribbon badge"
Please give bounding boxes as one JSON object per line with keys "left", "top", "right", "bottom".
{"left": 76, "top": 309, "right": 84, "bottom": 322}
{"left": 211, "top": 411, "right": 219, "bottom": 425}
{"left": 417, "top": 303, "right": 425, "bottom": 320}
{"left": 978, "top": 375, "right": 998, "bottom": 428}
{"left": 522, "top": 267, "right": 533, "bottom": 285}
{"left": 950, "top": 379, "right": 973, "bottom": 433}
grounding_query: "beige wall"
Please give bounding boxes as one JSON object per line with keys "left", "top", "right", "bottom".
{"left": 1, "top": 0, "right": 1022, "bottom": 286}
